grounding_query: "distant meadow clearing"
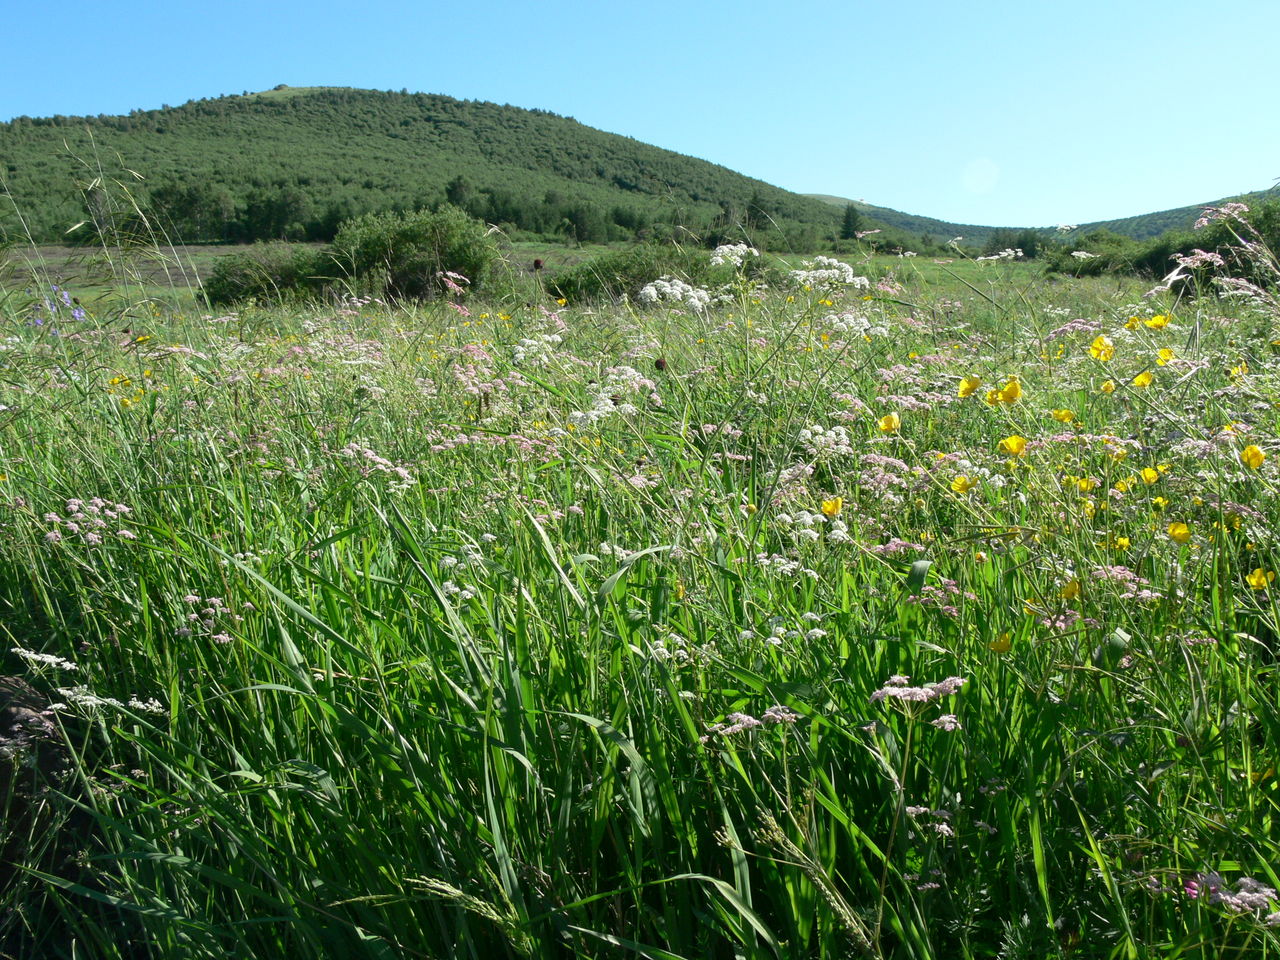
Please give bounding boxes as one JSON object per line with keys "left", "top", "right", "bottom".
{"left": 2, "top": 217, "right": 1280, "bottom": 959}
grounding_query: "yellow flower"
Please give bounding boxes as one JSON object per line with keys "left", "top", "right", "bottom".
{"left": 878, "top": 413, "right": 901, "bottom": 433}
{"left": 1241, "top": 445, "right": 1266, "bottom": 470}
{"left": 1144, "top": 314, "right": 1171, "bottom": 329}
{"left": 998, "top": 378, "right": 1023, "bottom": 403}
{"left": 958, "top": 375, "right": 982, "bottom": 398}
{"left": 984, "top": 389, "right": 1002, "bottom": 406}
{"left": 1151, "top": 496, "right": 1169, "bottom": 511}
{"left": 1112, "top": 536, "right": 1131, "bottom": 551}
{"left": 1141, "top": 467, "right": 1160, "bottom": 485}
{"left": 988, "top": 632, "right": 1012, "bottom": 653}
{"left": 1246, "top": 568, "right": 1276, "bottom": 590}
{"left": 951, "top": 475, "right": 978, "bottom": 494}
{"left": 1125, "top": 316, "right": 1141, "bottom": 330}
{"left": 999, "top": 435, "right": 1028, "bottom": 457}
{"left": 821, "top": 497, "right": 844, "bottom": 518}
{"left": 1230, "top": 361, "right": 1249, "bottom": 380}
{"left": 1090, "top": 336, "right": 1115, "bottom": 361}
{"left": 1167, "top": 522, "right": 1192, "bottom": 543}
{"left": 1100, "top": 380, "right": 1116, "bottom": 394}
{"left": 1060, "top": 580, "right": 1081, "bottom": 600}
{"left": 1131, "top": 370, "right": 1154, "bottom": 389}
{"left": 1157, "top": 348, "right": 1176, "bottom": 366}
{"left": 1051, "top": 408, "right": 1076, "bottom": 423}
{"left": 1076, "top": 477, "right": 1097, "bottom": 493}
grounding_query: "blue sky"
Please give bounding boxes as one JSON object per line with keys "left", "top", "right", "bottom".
{"left": 3, "top": 0, "right": 1276, "bottom": 227}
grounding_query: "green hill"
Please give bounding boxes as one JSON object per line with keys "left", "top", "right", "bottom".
{"left": 806, "top": 194, "right": 1014, "bottom": 248}
{"left": 808, "top": 186, "right": 1280, "bottom": 248}
{"left": 1, "top": 86, "right": 840, "bottom": 247}
{"left": 1071, "top": 187, "right": 1278, "bottom": 240}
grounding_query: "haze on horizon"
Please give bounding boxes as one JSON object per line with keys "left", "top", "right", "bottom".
{"left": 2, "top": 0, "right": 1276, "bottom": 229}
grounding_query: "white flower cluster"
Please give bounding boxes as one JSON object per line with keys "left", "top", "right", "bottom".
{"left": 977, "top": 248, "right": 1023, "bottom": 261}
{"left": 797, "top": 423, "right": 854, "bottom": 461}
{"left": 789, "top": 256, "right": 870, "bottom": 289}
{"left": 709, "top": 243, "right": 759, "bottom": 268}
{"left": 637, "top": 276, "right": 713, "bottom": 312}
{"left": 52, "top": 686, "right": 165, "bottom": 715}
{"left": 774, "top": 509, "right": 852, "bottom": 545}
{"left": 568, "top": 366, "right": 658, "bottom": 427}
{"left": 1070, "top": 251, "right": 1098, "bottom": 260}
{"left": 11, "top": 647, "right": 78, "bottom": 671}
{"left": 754, "top": 552, "right": 820, "bottom": 579}
{"left": 824, "top": 311, "right": 887, "bottom": 338}
{"left": 339, "top": 441, "right": 416, "bottom": 494}
{"left": 513, "top": 332, "right": 563, "bottom": 366}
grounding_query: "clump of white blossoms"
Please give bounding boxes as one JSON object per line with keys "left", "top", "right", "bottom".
{"left": 797, "top": 423, "right": 855, "bottom": 461}
{"left": 789, "top": 256, "right": 870, "bottom": 289}
{"left": 512, "top": 332, "right": 563, "bottom": 366}
{"left": 824, "top": 311, "right": 887, "bottom": 338}
{"left": 637, "top": 277, "right": 713, "bottom": 312}
{"left": 710, "top": 243, "right": 759, "bottom": 268}
{"left": 977, "top": 248, "right": 1023, "bottom": 261}
{"left": 568, "top": 366, "right": 660, "bottom": 427}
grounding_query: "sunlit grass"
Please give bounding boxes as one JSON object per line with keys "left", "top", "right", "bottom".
{"left": 1, "top": 238, "right": 1278, "bottom": 958}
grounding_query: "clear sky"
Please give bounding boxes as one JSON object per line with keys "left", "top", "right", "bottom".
{"left": 3, "top": 0, "right": 1276, "bottom": 227}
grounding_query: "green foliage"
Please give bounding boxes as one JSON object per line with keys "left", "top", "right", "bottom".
{"left": 548, "top": 241, "right": 709, "bottom": 302}
{"left": 331, "top": 205, "right": 499, "bottom": 300}
{"left": 202, "top": 242, "right": 331, "bottom": 305}
{"left": 1, "top": 88, "right": 841, "bottom": 246}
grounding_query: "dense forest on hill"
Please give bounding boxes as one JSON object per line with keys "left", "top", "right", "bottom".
{"left": 0, "top": 87, "right": 843, "bottom": 248}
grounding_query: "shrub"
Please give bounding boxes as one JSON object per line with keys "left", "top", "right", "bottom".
{"left": 549, "top": 242, "right": 710, "bottom": 303}
{"left": 330, "top": 205, "right": 498, "bottom": 301}
{"left": 201, "top": 242, "right": 331, "bottom": 306}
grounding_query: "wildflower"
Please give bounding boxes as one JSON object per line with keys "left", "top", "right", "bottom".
{"left": 999, "top": 435, "right": 1027, "bottom": 457}
{"left": 958, "top": 375, "right": 981, "bottom": 398}
{"left": 998, "top": 378, "right": 1022, "bottom": 403}
{"left": 988, "top": 632, "right": 1012, "bottom": 653}
{"left": 1141, "top": 467, "right": 1160, "bottom": 484}
{"left": 1144, "top": 314, "right": 1171, "bottom": 329}
{"left": 821, "top": 497, "right": 843, "bottom": 518}
{"left": 870, "top": 675, "right": 967, "bottom": 704}
{"left": 1089, "top": 336, "right": 1115, "bottom": 361}
{"left": 930, "top": 713, "right": 962, "bottom": 732}
{"left": 1060, "top": 580, "right": 1081, "bottom": 600}
{"left": 1100, "top": 380, "right": 1116, "bottom": 394}
{"left": 1157, "top": 348, "right": 1176, "bottom": 366}
{"left": 984, "top": 389, "right": 1002, "bottom": 406}
{"left": 1167, "top": 522, "right": 1192, "bottom": 543}
{"left": 1131, "top": 370, "right": 1154, "bottom": 389}
{"left": 1051, "top": 409, "right": 1076, "bottom": 423}
{"left": 1241, "top": 445, "right": 1266, "bottom": 470}
{"left": 878, "top": 413, "right": 901, "bottom": 433}
{"left": 1247, "top": 568, "right": 1275, "bottom": 590}
{"left": 951, "top": 475, "right": 977, "bottom": 494}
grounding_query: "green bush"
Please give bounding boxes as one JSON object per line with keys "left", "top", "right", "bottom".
{"left": 330, "top": 205, "right": 499, "bottom": 301}
{"left": 202, "top": 242, "right": 331, "bottom": 306}
{"left": 549, "top": 242, "right": 710, "bottom": 303}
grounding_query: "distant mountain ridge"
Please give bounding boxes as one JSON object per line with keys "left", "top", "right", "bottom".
{"left": 807, "top": 186, "right": 1279, "bottom": 246}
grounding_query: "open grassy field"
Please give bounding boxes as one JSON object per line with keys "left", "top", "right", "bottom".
{"left": 2, "top": 231, "right": 1279, "bottom": 958}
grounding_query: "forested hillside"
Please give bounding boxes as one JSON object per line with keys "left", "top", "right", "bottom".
{"left": 1, "top": 86, "right": 840, "bottom": 247}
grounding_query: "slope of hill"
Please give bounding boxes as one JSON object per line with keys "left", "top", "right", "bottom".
{"left": 809, "top": 186, "right": 1279, "bottom": 247}
{"left": 806, "top": 194, "right": 1015, "bottom": 248}
{"left": 1072, "top": 187, "right": 1278, "bottom": 240}
{"left": 1, "top": 87, "right": 840, "bottom": 246}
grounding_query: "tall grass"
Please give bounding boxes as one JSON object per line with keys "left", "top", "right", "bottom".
{"left": 1, "top": 225, "right": 1278, "bottom": 958}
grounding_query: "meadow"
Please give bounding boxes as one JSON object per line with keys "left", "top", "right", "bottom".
{"left": 2, "top": 220, "right": 1279, "bottom": 959}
